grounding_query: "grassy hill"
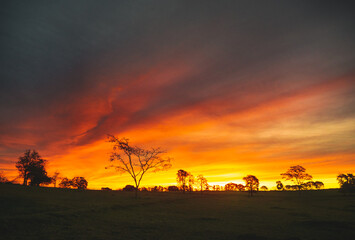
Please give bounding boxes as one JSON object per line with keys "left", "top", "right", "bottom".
{"left": 0, "top": 184, "right": 354, "bottom": 240}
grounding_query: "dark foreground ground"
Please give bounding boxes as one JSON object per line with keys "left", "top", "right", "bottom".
{"left": 0, "top": 184, "right": 354, "bottom": 240}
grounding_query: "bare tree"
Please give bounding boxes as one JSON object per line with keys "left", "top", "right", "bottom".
{"left": 107, "top": 135, "right": 172, "bottom": 198}
{"left": 281, "top": 165, "right": 312, "bottom": 191}
{"left": 243, "top": 175, "right": 259, "bottom": 196}
{"left": 52, "top": 171, "right": 60, "bottom": 187}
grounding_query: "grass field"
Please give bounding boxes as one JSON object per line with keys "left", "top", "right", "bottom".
{"left": 0, "top": 184, "right": 354, "bottom": 240}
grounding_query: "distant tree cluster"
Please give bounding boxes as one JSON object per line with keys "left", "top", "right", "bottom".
{"left": 13, "top": 150, "right": 88, "bottom": 190}
{"left": 168, "top": 166, "right": 327, "bottom": 196}
{"left": 59, "top": 177, "right": 88, "bottom": 189}
{"left": 176, "top": 170, "right": 210, "bottom": 193}
{"left": 277, "top": 165, "right": 324, "bottom": 191}
{"left": 224, "top": 183, "right": 245, "bottom": 191}
{"left": 174, "top": 170, "right": 262, "bottom": 196}
{"left": 120, "top": 185, "right": 177, "bottom": 192}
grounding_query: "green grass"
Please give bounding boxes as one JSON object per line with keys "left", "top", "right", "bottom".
{"left": 0, "top": 184, "right": 354, "bottom": 240}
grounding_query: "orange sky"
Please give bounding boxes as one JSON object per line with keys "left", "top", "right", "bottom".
{"left": 2, "top": 75, "right": 354, "bottom": 189}
{"left": 1, "top": 2, "right": 354, "bottom": 190}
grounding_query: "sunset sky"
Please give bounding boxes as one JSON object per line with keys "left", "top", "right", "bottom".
{"left": 1, "top": 1, "right": 354, "bottom": 189}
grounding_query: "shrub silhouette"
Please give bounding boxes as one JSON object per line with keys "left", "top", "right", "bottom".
{"left": 123, "top": 185, "right": 136, "bottom": 191}
{"left": 168, "top": 185, "right": 179, "bottom": 191}
{"left": 276, "top": 181, "right": 284, "bottom": 191}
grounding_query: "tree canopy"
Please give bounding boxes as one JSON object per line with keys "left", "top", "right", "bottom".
{"left": 243, "top": 175, "right": 259, "bottom": 196}
{"left": 59, "top": 177, "right": 88, "bottom": 189}
{"left": 176, "top": 169, "right": 189, "bottom": 192}
{"left": 337, "top": 173, "right": 355, "bottom": 193}
{"left": 16, "top": 150, "right": 51, "bottom": 186}
{"left": 224, "top": 183, "right": 245, "bottom": 191}
{"left": 281, "top": 165, "right": 312, "bottom": 191}
{"left": 196, "top": 174, "right": 208, "bottom": 192}
{"left": 71, "top": 177, "right": 88, "bottom": 190}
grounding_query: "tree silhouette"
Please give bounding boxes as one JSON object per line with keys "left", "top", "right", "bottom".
{"left": 243, "top": 175, "right": 259, "bottom": 196}
{"left": 225, "top": 183, "right": 237, "bottom": 191}
{"left": 224, "top": 183, "right": 245, "bottom": 191}
{"left": 260, "top": 186, "right": 268, "bottom": 191}
{"left": 188, "top": 173, "right": 195, "bottom": 192}
{"left": 28, "top": 167, "right": 52, "bottom": 186}
{"left": 337, "top": 173, "right": 355, "bottom": 193}
{"left": 314, "top": 181, "right": 324, "bottom": 190}
{"left": 301, "top": 181, "right": 324, "bottom": 190}
{"left": 177, "top": 169, "right": 189, "bottom": 193}
{"left": 59, "top": 177, "right": 73, "bottom": 188}
{"left": 51, "top": 171, "right": 60, "bottom": 187}
{"left": 276, "top": 181, "right": 284, "bottom": 191}
{"left": 107, "top": 135, "right": 172, "bottom": 198}
{"left": 196, "top": 175, "right": 208, "bottom": 193}
{"left": 71, "top": 177, "right": 88, "bottom": 189}
{"left": 281, "top": 165, "right": 312, "bottom": 191}
{"left": 235, "top": 184, "right": 245, "bottom": 191}
{"left": 16, "top": 150, "right": 51, "bottom": 186}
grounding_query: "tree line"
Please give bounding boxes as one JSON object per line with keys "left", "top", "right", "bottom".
{"left": 1, "top": 136, "right": 354, "bottom": 196}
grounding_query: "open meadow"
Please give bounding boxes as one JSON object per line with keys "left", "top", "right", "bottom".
{"left": 0, "top": 184, "right": 354, "bottom": 240}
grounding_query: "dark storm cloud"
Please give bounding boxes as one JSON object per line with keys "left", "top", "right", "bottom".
{"left": 0, "top": 1, "right": 354, "bottom": 151}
